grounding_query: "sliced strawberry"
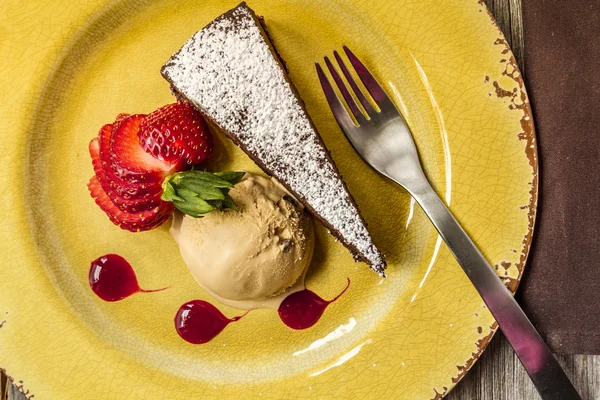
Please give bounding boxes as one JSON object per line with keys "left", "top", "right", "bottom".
{"left": 138, "top": 102, "right": 213, "bottom": 166}
{"left": 110, "top": 115, "right": 177, "bottom": 183}
{"left": 87, "top": 176, "right": 173, "bottom": 232}
{"left": 107, "top": 184, "right": 162, "bottom": 213}
{"left": 96, "top": 122, "right": 164, "bottom": 199}
{"left": 114, "top": 113, "right": 130, "bottom": 127}
{"left": 89, "top": 138, "right": 163, "bottom": 213}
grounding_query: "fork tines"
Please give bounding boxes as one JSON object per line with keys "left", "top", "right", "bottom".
{"left": 316, "top": 46, "right": 392, "bottom": 126}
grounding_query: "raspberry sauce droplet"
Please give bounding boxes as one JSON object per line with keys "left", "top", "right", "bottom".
{"left": 89, "top": 254, "right": 167, "bottom": 302}
{"left": 278, "top": 278, "right": 350, "bottom": 330}
{"left": 175, "top": 300, "right": 247, "bottom": 344}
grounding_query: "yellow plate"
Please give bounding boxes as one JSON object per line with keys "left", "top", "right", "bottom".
{"left": 0, "top": 0, "right": 536, "bottom": 398}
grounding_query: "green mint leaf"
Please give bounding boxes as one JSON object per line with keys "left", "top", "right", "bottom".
{"left": 177, "top": 188, "right": 200, "bottom": 200}
{"left": 214, "top": 171, "right": 245, "bottom": 185}
{"left": 222, "top": 194, "right": 238, "bottom": 211}
{"left": 161, "top": 181, "right": 183, "bottom": 202}
{"left": 180, "top": 180, "right": 226, "bottom": 201}
{"left": 177, "top": 171, "right": 232, "bottom": 188}
{"left": 163, "top": 170, "right": 243, "bottom": 217}
{"left": 172, "top": 198, "right": 213, "bottom": 217}
{"left": 207, "top": 199, "right": 223, "bottom": 210}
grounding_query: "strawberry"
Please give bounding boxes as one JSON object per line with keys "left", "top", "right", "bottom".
{"left": 95, "top": 124, "right": 164, "bottom": 199}
{"left": 88, "top": 103, "right": 217, "bottom": 233}
{"left": 138, "top": 102, "right": 213, "bottom": 166}
{"left": 87, "top": 176, "right": 173, "bottom": 232}
{"left": 110, "top": 114, "right": 177, "bottom": 183}
{"left": 114, "top": 112, "right": 130, "bottom": 126}
{"left": 89, "top": 138, "right": 163, "bottom": 213}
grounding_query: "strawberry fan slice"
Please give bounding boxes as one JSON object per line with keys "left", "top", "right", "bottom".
{"left": 96, "top": 122, "right": 164, "bottom": 199}
{"left": 87, "top": 104, "right": 216, "bottom": 232}
{"left": 89, "top": 138, "right": 163, "bottom": 213}
{"left": 87, "top": 176, "right": 173, "bottom": 232}
{"left": 109, "top": 114, "right": 177, "bottom": 184}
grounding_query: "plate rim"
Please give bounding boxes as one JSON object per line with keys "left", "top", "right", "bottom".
{"left": 434, "top": 3, "right": 538, "bottom": 397}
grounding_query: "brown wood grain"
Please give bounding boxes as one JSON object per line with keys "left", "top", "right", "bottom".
{"left": 5, "top": 383, "right": 20, "bottom": 400}
{"left": 447, "top": 333, "right": 600, "bottom": 400}
{"left": 2, "top": 1, "right": 598, "bottom": 399}
{"left": 1, "top": 373, "right": 6, "bottom": 400}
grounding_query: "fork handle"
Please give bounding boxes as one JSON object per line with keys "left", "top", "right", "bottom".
{"left": 410, "top": 180, "right": 580, "bottom": 400}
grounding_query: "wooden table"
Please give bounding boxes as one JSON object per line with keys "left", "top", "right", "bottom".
{"left": 2, "top": 1, "right": 599, "bottom": 399}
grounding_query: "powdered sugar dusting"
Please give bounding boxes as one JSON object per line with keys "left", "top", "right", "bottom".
{"left": 162, "top": 4, "right": 385, "bottom": 274}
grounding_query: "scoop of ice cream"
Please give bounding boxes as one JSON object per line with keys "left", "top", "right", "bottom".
{"left": 171, "top": 172, "right": 314, "bottom": 301}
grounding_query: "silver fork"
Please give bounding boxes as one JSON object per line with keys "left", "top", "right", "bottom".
{"left": 316, "top": 46, "right": 579, "bottom": 400}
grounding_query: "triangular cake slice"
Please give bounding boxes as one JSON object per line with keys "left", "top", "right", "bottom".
{"left": 161, "top": 2, "right": 386, "bottom": 275}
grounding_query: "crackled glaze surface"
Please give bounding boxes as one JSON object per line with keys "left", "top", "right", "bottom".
{"left": 0, "top": 0, "right": 535, "bottom": 398}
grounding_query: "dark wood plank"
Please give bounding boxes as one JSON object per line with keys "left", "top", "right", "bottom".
{"left": 508, "top": 0, "right": 525, "bottom": 72}
{"left": 1, "top": 373, "right": 7, "bottom": 400}
{"left": 484, "top": 0, "right": 525, "bottom": 72}
{"left": 448, "top": 334, "right": 600, "bottom": 400}
{"left": 6, "top": 383, "right": 22, "bottom": 400}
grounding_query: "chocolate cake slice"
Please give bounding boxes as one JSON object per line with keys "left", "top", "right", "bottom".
{"left": 161, "top": 2, "right": 386, "bottom": 275}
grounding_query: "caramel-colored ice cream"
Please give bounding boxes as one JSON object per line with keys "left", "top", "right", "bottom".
{"left": 171, "top": 172, "right": 314, "bottom": 302}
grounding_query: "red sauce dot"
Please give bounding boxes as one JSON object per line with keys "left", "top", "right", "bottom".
{"left": 278, "top": 278, "right": 350, "bottom": 330}
{"left": 175, "top": 300, "right": 246, "bottom": 344}
{"left": 89, "top": 254, "right": 166, "bottom": 302}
